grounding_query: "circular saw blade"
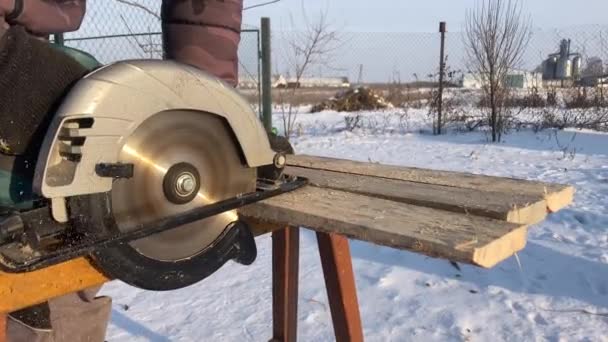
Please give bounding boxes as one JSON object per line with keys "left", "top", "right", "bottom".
{"left": 110, "top": 110, "right": 256, "bottom": 261}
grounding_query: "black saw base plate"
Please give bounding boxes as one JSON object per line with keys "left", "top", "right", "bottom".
{"left": 0, "top": 175, "right": 307, "bottom": 273}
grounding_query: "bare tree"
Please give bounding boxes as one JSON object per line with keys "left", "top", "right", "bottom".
{"left": 601, "top": 30, "right": 608, "bottom": 74}
{"left": 464, "top": 0, "right": 532, "bottom": 142}
{"left": 115, "top": 0, "right": 160, "bottom": 19}
{"left": 113, "top": 0, "right": 163, "bottom": 59}
{"left": 277, "top": 8, "right": 341, "bottom": 139}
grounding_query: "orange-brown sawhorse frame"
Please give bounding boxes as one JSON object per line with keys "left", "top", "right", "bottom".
{"left": 0, "top": 227, "right": 364, "bottom": 342}
{"left": 271, "top": 227, "right": 364, "bottom": 342}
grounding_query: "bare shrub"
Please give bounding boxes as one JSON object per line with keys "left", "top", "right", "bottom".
{"left": 427, "top": 60, "right": 464, "bottom": 134}
{"left": 505, "top": 87, "right": 547, "bottom": 108}
{"left": 546, "top": 87, "right": 558, "bottom": 107}
{"left": 464, "top": 0, "right": 532, "bottom": 142}
{"left": 563, "top": 87, "right": 608, "bottom": 109}
{"left": 344, "top": 114, "right": 362, "bottom": 131}
{"left": 397, "top": 110, "right": 411, "bottom": 132}
{"left": 277, "top": 9, "right": 341, "bottom": 139}
{"left": 530, "top": 103, "right": 608, "bottom": 132}
{"left": 554, "top": 131, "right": 578, "bottom": 161}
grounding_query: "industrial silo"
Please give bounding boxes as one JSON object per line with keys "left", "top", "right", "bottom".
{"left": 572, "top": 55, "right": 582, "bottom": 79}
{"left": 543, "top": 56, "right": 558, "bottom": 80}
{"left": 556, "top": 57, "right": 571, "bottom": 79}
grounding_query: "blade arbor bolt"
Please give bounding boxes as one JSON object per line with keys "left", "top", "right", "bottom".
{"left": 176, "top": 173, "right": 196, "bottom": 196}
{"left": 274, "top": 153, "right": 287, "bottom": 169}
{"left": 163, "top": 163, "right": 201, "bottom": 204}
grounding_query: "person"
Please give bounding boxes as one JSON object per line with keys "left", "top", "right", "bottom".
{"left": 1, "top": 0, "right": 250, "bottom": 340}
{"left": 2, "top": 1, "right": 112, "bottom": 341}
{"left": 161, "top": 0, "right": 244, "bottom": 87}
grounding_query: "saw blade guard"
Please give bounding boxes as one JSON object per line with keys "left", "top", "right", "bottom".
{"left": 32, "top": 59, "right": 276, "bottom": 203}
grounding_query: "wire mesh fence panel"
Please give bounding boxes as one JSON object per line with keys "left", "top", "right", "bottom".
{"left": 270, "top": 25, "right": 608, "bottom": 88}
{"left": 49, "top": 2, "right": 608, "bottom": 118}
{"left": 267, "top": 24, "right": 608, "bottom": 138}
{"left": 57, "top": 1, "right": 262, "bottom": 110}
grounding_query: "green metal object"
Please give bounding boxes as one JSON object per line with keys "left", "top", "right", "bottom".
{"left": 50, "top": 44, "right": 103, "bottom": 70}
{"left": 0, "top": 168, "right": 36, "bottom": 211}
{"left": 261, "top": 17, "right": 272, "bottom": 132}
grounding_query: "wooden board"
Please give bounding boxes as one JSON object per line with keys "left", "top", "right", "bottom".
{"left": 286, "top": 166, "right": 547, "bottom": 225}
{"left": 0, "top": 154, "right": 573, "bottom": 314}
{"left": 239, "top": 186, "right": 529, "bottom": 269}
{"left": 289, "top": 155, "right": 574, "bottom": 213}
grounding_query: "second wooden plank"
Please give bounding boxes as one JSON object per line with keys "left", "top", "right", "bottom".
{"left": 287, "top": 166, "right": 547, "bottom": 225}
{"left": 289, "top": 155, "right": 574, "bottom": 212}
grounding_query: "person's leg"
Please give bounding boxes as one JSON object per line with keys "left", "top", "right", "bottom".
{"left": 47, "top": 287, "right": 112, "bottom": 342}
{"left": 6, "top": 302, "right": 53, "bottom": 342}
{"left": 6, "top": 287, "right": 111, "bottom": 342}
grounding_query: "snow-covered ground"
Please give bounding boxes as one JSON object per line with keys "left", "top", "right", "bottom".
{"left": 100, "top": 109, "right": 608, "bottom": 342}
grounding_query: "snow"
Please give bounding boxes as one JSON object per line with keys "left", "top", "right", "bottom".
{"left": 100, "top": 109, "right": 608, "bottom": 342}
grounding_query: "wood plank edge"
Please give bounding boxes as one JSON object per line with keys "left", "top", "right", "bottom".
{"left": 240, "top": 203, "right": 520, "bottom": 269}
{"left": 545, "top": 186, "right": 575, "bottom": 213}
{"left": 471, "top": 225, "right": 529, "bottom": 268}
{"left": 505, "top": 199, "right": 548, "bottom": 225}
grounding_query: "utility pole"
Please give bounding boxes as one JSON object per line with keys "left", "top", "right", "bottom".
{"left": 261, "top": 17, "right": 273, "bottom": 132}
{"left": 437, "top": 21, "right": 447, "bottom": 135}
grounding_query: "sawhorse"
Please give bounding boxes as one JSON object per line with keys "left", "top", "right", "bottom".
{"left": 271, "top": 227, "right": 363, "bottom": 342}
{"left": 0, "top": 227, "right": 364, "bottom": 342}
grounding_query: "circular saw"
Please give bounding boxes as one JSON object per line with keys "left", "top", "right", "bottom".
{"left": 0, "top": 60, "right": 306, "bottom": 291}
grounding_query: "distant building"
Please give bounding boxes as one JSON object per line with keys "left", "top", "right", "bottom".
{"left": 460, "top": 73, "right": 483, "bottom": 89}
{"left": 237, "top": 74, "right": 288, "bottom": 89}
{"left": 580, "top": 74, "right": 608, "bottom": 88}
{"left": 505, "top": 70, "right": 543, "bottom": 89}
{"left": 272, "top": 75, "right": 287, "bottom": 88}
{"left": 542, "top": 39, "right": 582, "bottom": 81}
{"left": 238, "top": 75, "right": 258, "bottom": 89}
{"left": 275, "top": 76, "right": 350, "bottom": 88}
{"left": 460, "top": 71, "right": 543, "bottom": 89}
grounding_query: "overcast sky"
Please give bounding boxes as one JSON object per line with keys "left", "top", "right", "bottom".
{"left": 243, "top": 0, "right": 608, "bottom": 32}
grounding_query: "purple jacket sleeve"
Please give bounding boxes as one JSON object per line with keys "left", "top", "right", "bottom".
{"left": 12, "top": 0, "right": 86, "bottom": 35}
{"left": 161, "top": 0, "right": 244, "bottom": 87}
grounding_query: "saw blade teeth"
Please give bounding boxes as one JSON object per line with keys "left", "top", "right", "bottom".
{"left": 110, "top": 110, "right": 256, "bottom": 262}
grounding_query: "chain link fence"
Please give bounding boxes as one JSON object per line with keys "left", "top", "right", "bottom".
{"left": 48, "top": 2, "right": 608, "bottom": 131}
{"left": 267, "top": 24, "right": 608, "bottom": 137}
{"left": 270, "top": 25, "right": 608, "bottom": 86}
{"left": 55, "top": 1, "right": 263, "bottom": 111}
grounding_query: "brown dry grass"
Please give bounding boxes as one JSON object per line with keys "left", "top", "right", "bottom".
{"left": 238, "top": 84, "right": 433, "bottom": 107}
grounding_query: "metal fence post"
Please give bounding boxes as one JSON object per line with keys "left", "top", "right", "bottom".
{"left": 256, "top": 29, "right": 263, "bottom": 120}
{"left": 261, "top": 17, "right": 272, "bottom": 133}
{"left": 54, "top": 33, "right": 65, "bottom": 46}
{"left": 437, "top": 22, "right": 446, "bottom": 135}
